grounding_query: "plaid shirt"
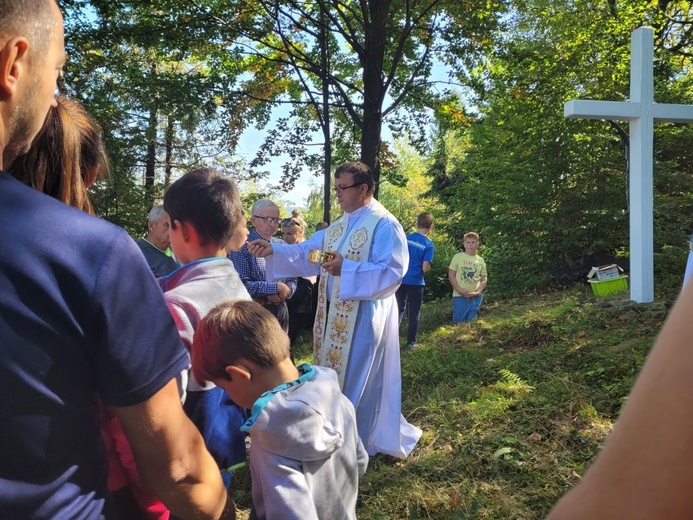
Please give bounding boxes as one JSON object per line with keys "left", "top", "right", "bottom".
{"left": 229, "top": 229, "right": 297, "bottom": 298}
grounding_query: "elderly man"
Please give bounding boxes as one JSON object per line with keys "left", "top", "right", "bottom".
{"left": 248, "top": 162, "right": 422, "bottom": 458}
{"left": 136, "top": 205, "right": 180, "bottom": 277}
{"left": 229, "top": 199, "right": 296, "bottom": 332}
{"left": 0, "top": 1, "right": 233, "bottom": 518}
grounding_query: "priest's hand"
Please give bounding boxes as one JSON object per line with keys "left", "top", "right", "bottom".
{"left": 247, "top": 239, "right": 273, "bottom": 257}
{"left": 322, "top": 252, "right": 343, "bottom": 276}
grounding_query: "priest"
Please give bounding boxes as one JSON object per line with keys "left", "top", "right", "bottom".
{"left": 247, "top": 161, "right": 421, "bottom": 458}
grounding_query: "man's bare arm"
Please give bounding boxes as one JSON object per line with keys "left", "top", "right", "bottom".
{"left": 109, "top": 379, "right": 234, "bottom": 520}
{"left": 547, "top": 280, "right": 693, "bottom": 519}
{"left": 422, "top": 260, "right": 432, "bottom": 274}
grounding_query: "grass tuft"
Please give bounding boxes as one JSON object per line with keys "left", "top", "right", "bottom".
{"left": 231, "top": 285, "right": 674, "bottom": 519}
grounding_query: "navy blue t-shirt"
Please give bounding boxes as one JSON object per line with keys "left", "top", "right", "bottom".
{"left": 0, "top": 172, "right": 189, "bottom": 518}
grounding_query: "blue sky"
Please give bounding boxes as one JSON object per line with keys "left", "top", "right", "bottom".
{"left": 236, "top": 127, "right": 314, "bottom": 208}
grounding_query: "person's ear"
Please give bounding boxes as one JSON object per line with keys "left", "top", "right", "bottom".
{"left": 0, "top": 37, "right": 29, "bottom": 97}
{"left": 174, "top": 220, "right": 195, "bottom": 242}
{"left": 225, "top": 364, "right": 252, "bottom": 381}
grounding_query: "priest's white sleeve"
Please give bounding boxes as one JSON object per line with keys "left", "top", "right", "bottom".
{"left": 266, "top": 231, "right": 324, "bottom": 280}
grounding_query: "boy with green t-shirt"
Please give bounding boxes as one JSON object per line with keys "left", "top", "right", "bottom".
{"left": 448, "top": 232, "right": 487, "bottom": 323}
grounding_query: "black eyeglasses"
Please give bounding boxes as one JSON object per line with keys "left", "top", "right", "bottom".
{"left": 334, "top": 182, "right": 365, "bottom": 194}
{"left": 253, "top": 215, "right": 280, "bottom": 224}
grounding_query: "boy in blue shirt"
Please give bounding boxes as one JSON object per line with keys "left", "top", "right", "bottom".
{"left": 192, "top": 300, "right": 368, "bottom": 520}
{"left": 396, "top": 212, "right": 435, "bottom": 349}
{"left": 161, "top": 167, "right": 251, "bottom": 486}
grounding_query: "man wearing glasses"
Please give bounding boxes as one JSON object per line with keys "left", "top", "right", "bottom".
{"left": 229, "top": 199, "right": 296, "bottom": 332}
{"left": 247, "top": 162, "right": 422, "bottom": 459}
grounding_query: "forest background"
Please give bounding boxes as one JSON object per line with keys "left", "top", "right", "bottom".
{"left": 59, "top": 0, "right": 693, "bottom": 299}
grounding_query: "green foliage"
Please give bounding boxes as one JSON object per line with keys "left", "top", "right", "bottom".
{"left": 299, "top": 138, "right": 452, "bottom": 247}
{"left": 62, "top": 0, "right": 266, "bottom": 231}
{"left": 62, "top": 0, "right": 503, "bottom": 230}
{"left": 431, "top": 0, "right": 693, "bottom": 297}
{"left": 89, "top": 175, "right": 151, "bottom": 236}
{"left": 378, "top": 140, "right": 440, "bottom": 229}
{"left": 301, "top": 178, "right": 342, "bottom": 233}
{"left": 468, "top": 369, "right": 534, "bottom": 420}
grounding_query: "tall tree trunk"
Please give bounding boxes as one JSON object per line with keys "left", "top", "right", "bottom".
{"left": 360, "top": 0, "right": 389, "bottom": 199}
{"left": 320, "top": 3, "right": 332, "bottom": 223}
{"left": 144, "top": 61, "right": 158, "bottom": 206}
{"left": 164, "top": 115, "right": 174, "bottom": 187}
{"left": 145, "top": 105, "right": 157, "bottom": 205}
{"left": 361, "top": 117, "right": 382, "bottom": 198}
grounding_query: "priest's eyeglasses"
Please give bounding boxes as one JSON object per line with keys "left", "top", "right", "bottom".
{"left": 334, "top": 182, "right": 365, "bottom": 193}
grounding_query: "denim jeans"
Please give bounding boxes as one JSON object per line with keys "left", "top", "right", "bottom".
{"left": 452, "top": 294, "right": 483, "bottom": 323}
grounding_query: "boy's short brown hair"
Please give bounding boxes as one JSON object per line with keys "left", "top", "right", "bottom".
{"left": 192, "top": 300, "right": 290, "bottom": 383}
{"left": 416, "top": 212, "right": 434, "bottom": 229}
{"left": 164, "top": 168, "right": 244, "bottom": 248}
{"left": 464, "top": 232, "right": 480, "bottom": 242}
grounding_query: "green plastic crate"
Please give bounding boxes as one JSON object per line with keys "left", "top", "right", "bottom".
{"left": 588, "top": 275, "right": 629, "bottom": 297}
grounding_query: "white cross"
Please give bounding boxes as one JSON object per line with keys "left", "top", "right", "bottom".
{"left": 565, "top": 27, "right": 693, "bottom": 303}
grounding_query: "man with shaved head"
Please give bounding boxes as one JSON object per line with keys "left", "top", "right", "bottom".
{"left": 0, "top": 1, "right": 234, "bottom": 518}
{"left": 0, "top": 0, "right": 65, "bottom": 165}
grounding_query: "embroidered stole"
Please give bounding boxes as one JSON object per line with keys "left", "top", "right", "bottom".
{"left": 312, "top": 202, "right": 388, "bottom": 387}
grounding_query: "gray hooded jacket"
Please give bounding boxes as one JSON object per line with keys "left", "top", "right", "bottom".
{"left": 244, "top": 364, "right": 368, "bottom": 520}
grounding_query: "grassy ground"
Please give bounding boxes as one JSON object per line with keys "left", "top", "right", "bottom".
{"left": 230, "top": 284, "right": 674, "bottom": 519}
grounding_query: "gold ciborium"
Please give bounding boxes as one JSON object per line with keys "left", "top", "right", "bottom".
{"left": 308, "top": 249, "right": 335, "bottom": 263}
